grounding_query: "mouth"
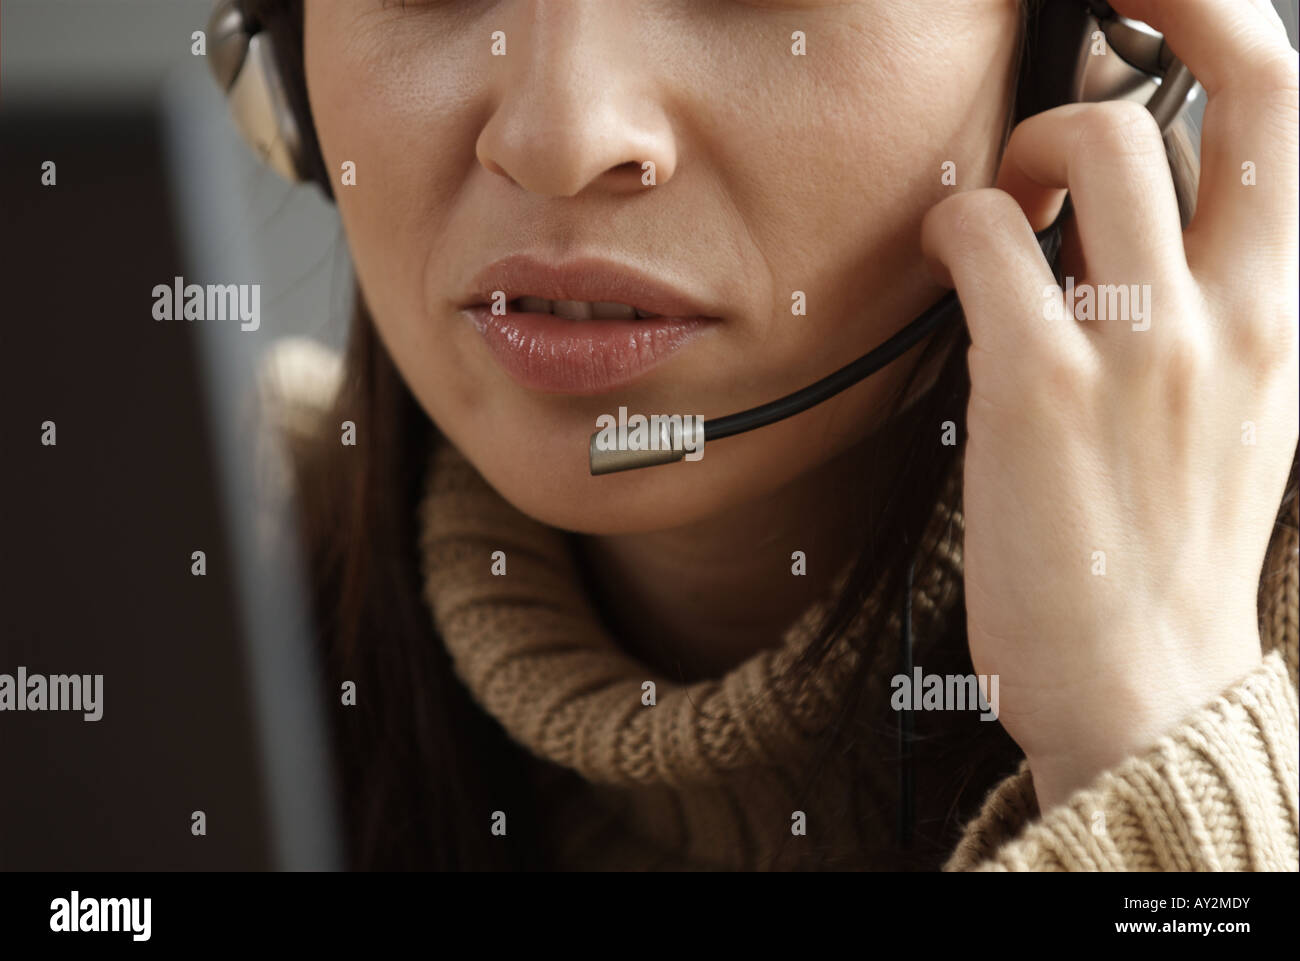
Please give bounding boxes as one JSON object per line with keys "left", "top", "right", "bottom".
{"left": 459, "top": 255, "right": 721, "bottom": 395}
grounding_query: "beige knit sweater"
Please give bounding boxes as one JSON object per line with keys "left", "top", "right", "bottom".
{"left": 263, "top": 337, "right": 1300, "bottom": 871}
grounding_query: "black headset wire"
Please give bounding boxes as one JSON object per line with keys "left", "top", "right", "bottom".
{"left": 706, "top": 200, "right": 1071, "bottom": 445}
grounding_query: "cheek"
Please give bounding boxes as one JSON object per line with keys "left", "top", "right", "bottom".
{"left": 731, "top": 5, "right": 1017, "bottom": 369}
{"left": 304, "top": 16, "right": 535, "bottom": 511}
{"left": 304, "top": 16, "right": 470, "bottom": 361}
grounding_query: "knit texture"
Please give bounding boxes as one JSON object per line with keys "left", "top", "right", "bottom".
{"left": 417, "top": 437, "right": 1299, "bottom": 871}
{"left": 418, "top": 436, "right": 967, "bottom": 869}
{"left": 262, "top": 337, "right": 1300, "bottom": 871}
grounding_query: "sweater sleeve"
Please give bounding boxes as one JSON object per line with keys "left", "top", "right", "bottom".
{"left": 944, "top": 497, "right": 1300, "bottom": 872}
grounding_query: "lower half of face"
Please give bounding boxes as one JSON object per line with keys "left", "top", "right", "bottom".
{"left": 305, "top": 0, "right": 1021, "bottom": 534}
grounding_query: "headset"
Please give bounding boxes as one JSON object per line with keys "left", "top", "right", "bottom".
{"left": 206, "top": 0, "right": 1198, "bottom": 475}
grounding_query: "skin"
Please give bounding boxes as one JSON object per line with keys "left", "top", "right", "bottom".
{"left": 304, "top": 0, "right": 1020, "bottom": 677}
{"left": 923, "top": 0, "right": 1299, "bottom": 808}
{"left": 304, "top": 0, "right": 1299, "bottom": 812}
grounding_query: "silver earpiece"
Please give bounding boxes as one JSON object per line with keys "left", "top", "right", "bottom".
{"left": 1077, "top": 9, "right": 1197, "bottom": 131}
{"left": 207, "top": 0, "right": 305, "bottom": 183}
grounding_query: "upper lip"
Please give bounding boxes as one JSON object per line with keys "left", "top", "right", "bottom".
{"left": 461, "top": 254, "right": 723, "bottom": 319}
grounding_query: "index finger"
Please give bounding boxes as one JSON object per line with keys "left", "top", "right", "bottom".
{"left": 1110, "top": 0, "right": 1297, "bottom": 96}
{"left": 1114, "top": 0, "right": 1298, "bottom": 283}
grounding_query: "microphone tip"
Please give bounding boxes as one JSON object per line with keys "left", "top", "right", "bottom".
{"left": 588, "top": 437, "right": 686, "bottom": 475}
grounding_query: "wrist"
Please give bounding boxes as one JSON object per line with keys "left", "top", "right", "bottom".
{"left": 1027, "top": 640, "right": 1264, "bottom": 813}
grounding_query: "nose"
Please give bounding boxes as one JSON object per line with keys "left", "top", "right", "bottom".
{"left": 474, "top": 2, "right": 678, "bottom": 198}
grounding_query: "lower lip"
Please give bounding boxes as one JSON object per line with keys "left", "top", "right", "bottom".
{"left": 463, "top": 306, "right": 714, "bottom": 394}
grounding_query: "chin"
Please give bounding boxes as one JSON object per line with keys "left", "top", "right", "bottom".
{"left": 468, "top": 446, "right": 724, "bottom": 535}
{"left": 429, "top": 396, "right": 722, "bottom": 535}
{"left": 454, "top": 423, "right": 829, "bottom": 537}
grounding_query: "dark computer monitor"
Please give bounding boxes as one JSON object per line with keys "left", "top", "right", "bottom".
{"left": 1, "top": 103, "right": 340, "bottom": 871}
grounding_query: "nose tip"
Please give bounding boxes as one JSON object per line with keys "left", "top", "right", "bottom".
{"left": 473, "top": 21, "right": 678, "bottom": 200}
{"left": 477, "top": 112, "right": 674, "bottom": 198}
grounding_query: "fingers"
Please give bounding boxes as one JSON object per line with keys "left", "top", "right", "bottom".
{"left": 921, "top": 188, "right": 1085, "bottom": 360}
{"left": 1187, "top": 75, "right": 1299, "bottom": 289}
{"left": 995, "top": 100, "right": 1191, "bottom": 313}
{"left": 1242, "top": 0, "right": 1291, "bottom": 39}
{"left": 926, "top": 1, "right": 1297, "bottom": 373}
{"left": 1111, "top": 0, "right": 1296, "bottom": 96}
{"left": 1113, "top": 0, "right": 1299, "bottom": 282}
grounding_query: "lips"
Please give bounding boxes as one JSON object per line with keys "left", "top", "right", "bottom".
{"left": 459, "top": 255, "right": 721, "bottom": 394}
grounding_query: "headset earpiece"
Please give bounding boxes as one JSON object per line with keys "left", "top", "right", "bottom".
{"left": 1081, "top": 8, "right": 1197, "bottom": 131}
{"left": 207, "top": 0, "right": 306, "bottom": 184}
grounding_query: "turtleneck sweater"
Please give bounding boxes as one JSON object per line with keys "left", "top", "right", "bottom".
{"left": 265, "top": 337, "right": 1300, "bottom": 871}
{"left": 416, "top": 428, "right": 1299, "bottom": 872}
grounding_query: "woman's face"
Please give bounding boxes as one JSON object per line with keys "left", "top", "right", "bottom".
{"left": 304, "top": 0, "right": 1020, "bottom": 534}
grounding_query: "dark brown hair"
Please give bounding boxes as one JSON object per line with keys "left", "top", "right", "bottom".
{"left": 248, "top": 0, "right": 1298, "bottom": 870}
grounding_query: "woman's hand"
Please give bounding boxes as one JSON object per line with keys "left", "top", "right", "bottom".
{"left": 920, "top": 0, "right": 1299, "bottom": 812}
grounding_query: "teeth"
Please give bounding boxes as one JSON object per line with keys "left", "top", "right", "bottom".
{"left": 516, "top": 296, "right": 553, "bottom": 314}
{"left": 552, "top": 299, "right": 592, "bottom": 320}
{"left": 510, "top": 296, "right": 662, "bottom": 320}
{"left": 591, "top": 301, "right": 637, "bottom": 320}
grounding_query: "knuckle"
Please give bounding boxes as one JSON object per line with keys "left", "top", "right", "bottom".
{"left": 945, "top": 188, "right": 1026, "bottom": 238}
{"left": 1033, "top": 344, "right": 1094, "bottom": 409}
{"left": 1250, "top": 48, "right": 1300, "bottom": 96}
{"left": 1234, "top": 307, "right": 1299, "bottom": 374}
{"left": 1077, "top": 100, "right": 1164, "bottom": 161}
{"left": 1208, "top": 277, "right": 1300, "bottom": 374}
{"left": 926, "top": 188, "right": 1028, "bottom": 261}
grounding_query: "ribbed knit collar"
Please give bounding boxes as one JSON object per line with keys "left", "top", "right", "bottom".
{"left": 417, "top": 438, "right": 965, "bottom": 868}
